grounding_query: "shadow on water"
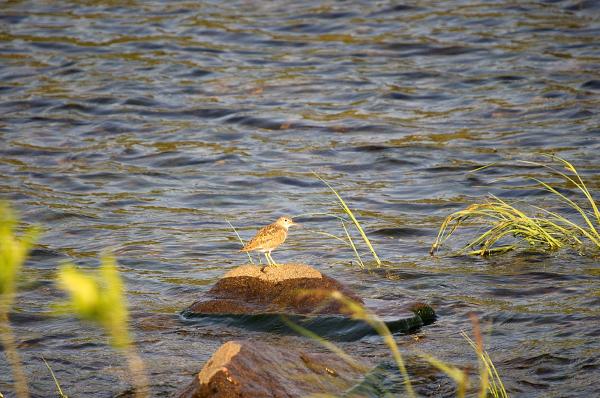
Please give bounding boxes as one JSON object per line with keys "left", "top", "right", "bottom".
{"left": 180, "top": 310, "right": 434, "bottom": 342}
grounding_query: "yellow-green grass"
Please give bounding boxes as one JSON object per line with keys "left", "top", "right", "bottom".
{"left": 463, "top": 314, "right": 507, "bottom": 398}
{"left": 431, "top": 156, "right": 599, "bottom": 256}
{"left": 416, "top": 352, "right": 469, "bottom": 398}
{"left": 0, "top": 203, "right": 38, "bottom": 398}
{"left": 412, "top": 322, "right": 507, "bottom": 398}
{"left": 0, "top": 202, "right": 148, "bottom": 397}
{"left": 330, "top": 291, "right": 415, "bottom": 397}
{"left": 280, "top": 315, "right": 365, "bottom": 370}
{"left": 312, "top": 172, "right": 383, "bottom": 267}
{"left": 41, "top": 357, "right": 68, "bottom": 398}
{"left": 285, "top": 291, "right": 507, "bottom": 398}
{"left": 341, "top": 221, "right": 365, "bottom": 269}
{"left": 56, "top": 255, "right": 149, "bottom": 398}
{"left": 462, "top": 331, "right": 507, "bottom": 398}
{"left": 286, "top": 211, "right": 367, "bottom": 268}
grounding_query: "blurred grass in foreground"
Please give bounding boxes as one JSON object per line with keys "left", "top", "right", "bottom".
{"left": 286, "top": 291, "right": 508, "bottom": 398}
{"left": 57, "top": 255, "right": 149, "bottom": 398}
{"left": 462, "top": 314, "right": 508, "bottom": 398}
{"left": 0, "top": 202, "right": 148, "bottom": 397}
{"left": 0, "top": 203, "right": 38, "bottom": 398}
{"left": 431, "top": 156, "right": 599, "bottom": 256}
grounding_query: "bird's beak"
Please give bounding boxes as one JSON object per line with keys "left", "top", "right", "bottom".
{"left": 291, "top": 221, "right": 301, "bottom": 227}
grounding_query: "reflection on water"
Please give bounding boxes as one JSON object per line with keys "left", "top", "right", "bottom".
{"left": 1, "top": 1, "right": 599, "bottom": 397}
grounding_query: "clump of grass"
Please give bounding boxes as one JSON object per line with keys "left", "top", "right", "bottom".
{"left": 0, "top": 203, "right": 38, "bottom": 398}
{"left": 313, "top": 172, "right": 382, "bottom": 267}
{"left": 56, "top": 255, "right": 149, "bottom": 398}
{"left": 431, "top": 156, "right": 600, "bottom": 256}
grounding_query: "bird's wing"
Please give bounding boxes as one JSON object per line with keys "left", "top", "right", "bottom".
{"left": 241, "top": 224, "right": 285, "bottom": 251}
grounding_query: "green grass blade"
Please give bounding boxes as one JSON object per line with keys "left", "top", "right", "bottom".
{"left": 341, "top": 221, "right": 365, "bottom": 269}
{"left": 530, "top": 178, "right": 599, "bottom": 241}
{"left": 531, "top": 206, "right": 594, "bottom": 245}
{"left": 226, "top": 219, "right": 254, "bottom": 264}
{"left": 416, "top": 352, "right": 469, "bottom": 398}
{"left": 313, "top": 172, "right": 382, "bottom": 266}
{"left": 551, "top": 156, "right": 600, "bottom": 226}
{"left": 280, "top": 316, "right": 364, "bottom": 370}
{"left": 330, "top": 292, "right": 415, "bottom": 398}
{"left": 522, "top": 157, "right": 600, "bottom": 233}
{"left": 302, "top": 227, "right": 349, "bottom": 245}
{"left": 41, "top": 357, "right": 68, "bottom": 398}
{"left": 462, "top": 331, "right": 508, "bottom": 398}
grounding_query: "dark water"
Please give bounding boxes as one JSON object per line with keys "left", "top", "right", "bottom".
{"left": 1, "top": 1, "right": 600, "bottom": 397}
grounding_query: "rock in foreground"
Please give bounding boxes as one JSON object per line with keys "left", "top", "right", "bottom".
{"left": 174, "top": 340, "right": 371, "bottom": 398}
{"left": 185, "top": 264, "right": 363, "bottom": 316}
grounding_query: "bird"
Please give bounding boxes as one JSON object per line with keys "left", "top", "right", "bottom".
{"left": 240, "top": 216, "right": 297, "bottom": 271}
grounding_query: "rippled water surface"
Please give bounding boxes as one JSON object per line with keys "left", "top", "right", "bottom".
{"left": 1, "top": 1, "right": 599, "bottom": 397}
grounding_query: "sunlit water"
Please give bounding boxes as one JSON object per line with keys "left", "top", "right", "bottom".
{"left": 1, "top": 1, "right": 599, "bottom": 397}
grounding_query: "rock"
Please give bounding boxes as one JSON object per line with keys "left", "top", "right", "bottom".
{"left": 174, "top": 340, "right": 371, "bottom": 398}
{"left": 185, "top": 264, "right": 363, "bottom": 316}
{"left": 181, "top": 264, "right": 436, "bottom": 340}
{"left": 409, "top": 302, "right": 436, "bottom": 325}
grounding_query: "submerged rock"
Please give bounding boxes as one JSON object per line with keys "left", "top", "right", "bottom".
{"left": 185, "top": 263, "right": 363, "bottom": 316}
{"left": 174, "top": 339, "right": 371, "bottom": 398}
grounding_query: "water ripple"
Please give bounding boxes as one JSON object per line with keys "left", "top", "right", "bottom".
{"left": 0, "top": 1, "right": 598, "bottom": 397}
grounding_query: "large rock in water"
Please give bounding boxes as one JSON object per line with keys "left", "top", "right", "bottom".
{"left": 182, "top": 263, "right": 436, "bottom": 340}
{"left": 174, "top": 340, "right": 371, "bottom": 398}
{"left": 185, "top": 264, "right": 364, "bottom": 315}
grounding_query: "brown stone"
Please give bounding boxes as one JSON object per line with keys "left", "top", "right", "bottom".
{"left": 186, "top": 264, "right": 363, "bottom": 316}
{"left": 174, "top": 340, "right": 371, "bottom": 398}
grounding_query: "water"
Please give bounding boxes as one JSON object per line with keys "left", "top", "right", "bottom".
{"left": 1, "top": 1, "right": 599, "bottom": 397}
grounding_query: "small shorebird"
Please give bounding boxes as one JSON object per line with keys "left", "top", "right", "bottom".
{"left": 241, "top": 216, "right": 297, "bottom": 270}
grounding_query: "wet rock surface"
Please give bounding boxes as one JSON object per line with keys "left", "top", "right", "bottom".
{"left": 174, "top": 340, "right": 372, "bottom": 398}
{"left": 185, "top": 264, "right": 364, "bottom": 316}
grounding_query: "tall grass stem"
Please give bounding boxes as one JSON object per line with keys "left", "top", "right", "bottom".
{"left": 312, "top": 173, "right": 382, "bottom": 266}
{"left": 226, "top": 219, "right": 254, "bottom": 264}
{"left": 41, "top": 357, "right": 67, "bottom": 398}
{"left": 0, "top": 310, "right": 29, "bottom": 398}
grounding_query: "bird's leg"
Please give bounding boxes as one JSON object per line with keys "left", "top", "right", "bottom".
{"left": 260, "top": 259, "right": 267, "bottom": 273}
{"left": 264, "top": 253, "right": 272, "bottom": 265}
{"left": 260, "top": 254, "right": 269, "bottom": 273}
{"left": 268, "top": 252, "right": 279, "bottom": 267}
